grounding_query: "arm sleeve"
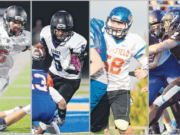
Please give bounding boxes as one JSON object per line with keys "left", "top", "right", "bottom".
{"left": 133, "top": 35, "right": 147, "bottom": 59}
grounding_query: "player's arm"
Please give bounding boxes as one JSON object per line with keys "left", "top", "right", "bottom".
{"left": 135, "top": 55, "right": 148, "bottom": 79}
{"left": 149, "top": 52, "right": 162, "bottom": 69}
{"left": 90, "top": 48, "right": 104, "bottom": 76}
{"left": 149, "top": 39, "right": 178, "bottom": 55}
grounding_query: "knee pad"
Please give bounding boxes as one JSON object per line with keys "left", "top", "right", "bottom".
{"left": 0, "top": 118, "right": 7, "bottom": 131}
{"left": 114, "top": 119, "right": 129, "bottom": 131}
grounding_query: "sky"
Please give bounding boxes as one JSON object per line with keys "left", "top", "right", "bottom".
{"left": 91, "top": 1, "right": 148, "bottom": 89}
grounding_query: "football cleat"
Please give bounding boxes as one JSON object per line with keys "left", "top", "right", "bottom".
{"left": 0, "top": 118, "right": 7, "bottom": 131}
{"left": 53, "top": 115, "right": 65, "bottom": 127}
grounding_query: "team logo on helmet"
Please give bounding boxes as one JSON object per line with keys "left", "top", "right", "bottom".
{"left": 112, "top": 15, "right": 121, "bottom": 21}
{"left": 128, "top": 14, "right": 133, "bottom": 22}
{"left": 57, "top": 24, "right": 66, "bottom": 29}
{"left": 15, "top": 16, "right": 24, "bottom": 21}
{"left": 171, "top": 12, "right": 179, "bottom": 23}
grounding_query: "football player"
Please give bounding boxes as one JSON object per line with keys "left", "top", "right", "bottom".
{"left": 0, "top": 5, "right": 31, "bottom": 92}
{"left": 91, "top": 7, "right": 148, "bottom": 134}
{"left": 90, "top": 18, "right": 108, "bottom": 122}
{"left": 32, "top": 69, "right": 66, "bottom": 134}
{"left": 32, "top": 10, "right": 87, "bottom": 125}
{"left": 149, "top": 10, "right": 180, "bottom": 134}
{"left": 149, "top": 8, "right": 180, "bottom": 133}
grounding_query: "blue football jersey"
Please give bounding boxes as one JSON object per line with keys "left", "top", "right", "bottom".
{"left": 32, "top": 69, "right": 49, "bottom": 94}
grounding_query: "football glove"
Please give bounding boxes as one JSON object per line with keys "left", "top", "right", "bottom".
{"left": 32, "top": 46, "right": 44, "bottom": 61}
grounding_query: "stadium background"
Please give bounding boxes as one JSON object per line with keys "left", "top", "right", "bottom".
{"left": 0, "top": 1, "right": 31, "bottom": 133}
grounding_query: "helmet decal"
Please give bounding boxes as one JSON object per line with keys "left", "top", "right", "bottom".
{"left": 171, "top": 12, "right": 179, "bottom": 24}
{"left": 128, "top": 14, "right": 133, "bottom": 22}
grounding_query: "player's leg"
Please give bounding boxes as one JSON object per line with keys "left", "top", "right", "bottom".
{"left": 149, "top": 74, "right": 165, "bottom": 106}
{"left": 49, "top": 86, "right": 66, "bottom": 126}
{"left": 170, "top": 103, "right": 180, "bottom": 128}
{"left": 49, "top": 71, "right": 81, "bottom": 122}
{"left": 91, "top": 92, "right": 110, "bottom": 134}
{"left": 4, "top": 104, "right": 30, "bottom": 127}
{"left": 0, "top": 106, "right": 22, "bottom": 118}
{"left": 111, "top": 90, "right": 132, "bottom": 134}
{"left": 149, "top": 84, "right": 180, "bottom": 127}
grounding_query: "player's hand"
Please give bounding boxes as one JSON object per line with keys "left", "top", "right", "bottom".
{"left": 134, "top": 69, "right": 148, "bottom": 79}
{"left": 53, "top": 115, "right": 65, "bottom": 127}
{"left": 141, "top": 87, "right": 148, "bottom": 94}
{"left": 149, "top": 62, "right": 157, "bottom": 69}
{"left": 32, "top": 46, "right": 45, "bottom": 61}
{"left": 149, "top": 55, "right": 154, "bottom": 63}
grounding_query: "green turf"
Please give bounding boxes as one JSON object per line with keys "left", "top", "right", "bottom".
{"left": 74, "top": 89, "right": 89, "bottom": 95}
{"left": 0, "top": 62, "right": 31, "bottom": 133}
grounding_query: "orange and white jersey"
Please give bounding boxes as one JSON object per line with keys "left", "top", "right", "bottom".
{"left": 104, "top": 32, "right": 146, "bottom": 91}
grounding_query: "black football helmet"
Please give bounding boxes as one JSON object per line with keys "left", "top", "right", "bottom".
{"left": 50, "top": 10, "right": 73, "bottom": 45}
{"left": 3, "top": 5, "right": 27, "bottom": 37}
{"left": 161, "top": 9, "right": 180, "bottom": 34}
{"left": 149, "top": 10, "right": 165, "bottom": 38}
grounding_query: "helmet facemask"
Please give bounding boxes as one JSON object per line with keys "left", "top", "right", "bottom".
{"left": 6, "top": 18, "right": 26, "bottom": 37}
{"left": 149, "top": 22, "right": 164, "bottom": 38}
{"left": 106, "top": 17, "right": 131, "bottom": 40}
{"left": 51, "top": 25, "right": 73, "bottom": 46}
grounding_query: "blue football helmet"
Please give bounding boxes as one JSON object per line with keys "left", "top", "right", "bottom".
{"left": 106, "top": 6, "right": 133, "bottom": 39}
{"left": 149, "top": 10, "right": 165, "bottom": 38}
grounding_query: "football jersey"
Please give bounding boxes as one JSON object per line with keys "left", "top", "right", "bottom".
{"left": 40, "top": 25, "right": 87, "bottom": 79}
{"left": 0, "top": 23, "right": 31, "bottom": 78}
{"left": 104, "top": 32, "right": 146, "bottom": 91}
{"left": 32, "top": 69, "right": 49, "bottom": 95}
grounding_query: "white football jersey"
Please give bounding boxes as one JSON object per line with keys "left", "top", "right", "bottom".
{"left": 0, "top": 23, "right": 31, "bottom": 78}
{"left": 40, "top": 25, "right": 87, "bottom": 79}
{"left": 104, "top": 32, "right": 146, "bottom": 91}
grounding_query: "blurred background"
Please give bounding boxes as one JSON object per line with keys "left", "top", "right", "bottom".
{"left": 0, "top": 1, "right": 31, "bottom": 133}
{"left": 91, "top": 1, "right": 148, "bottom": 134}
{"left": 32, "top": 1, "right": 89, "bottom": 134}
{"left": 149, "top": 1, "right": 180, "bottom": 12}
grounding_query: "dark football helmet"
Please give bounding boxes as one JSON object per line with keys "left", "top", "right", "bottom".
{"left": 3, "top": 5, "right": 27, "bottom": 37}
{"left": 50, "top": 10, "right": 73, "bottom": 45}
{"left": 149, "top": 10, "right": 165, "bottom": 38}
{"left": 161, "top": 9, "right": 180, "bottom": 34}
{"left": 106, "top": 6, "right": 133, "bottom": 40}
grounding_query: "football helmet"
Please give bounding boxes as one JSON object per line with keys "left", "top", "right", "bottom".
{"left": 161, "top": 9, "right": 180, "bottom": 33}
{"left": 3, "top": 5, "right": 27, "bottom": 37}
{"left": 149, "top": 10, "right": 165, "bottom": 38}
{"left": 50, "top": 10, "right": 73, "bottom": 45}
{"left": 106, "top": 6, "right": 133, "bottom": 40}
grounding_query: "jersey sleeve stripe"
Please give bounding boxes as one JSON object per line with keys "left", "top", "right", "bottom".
{"left": 134, "top": 45, "right": 146, "bottom": 57}
{"left": 134, "top": 54, "right": 143, "bottom": 59}
{"left": 90, "top": 45, "right": 95, "bottom": 48}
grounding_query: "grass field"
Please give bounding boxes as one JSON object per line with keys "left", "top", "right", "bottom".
{"left": 0, "top": 62, "right": 31, "bottom": 133}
